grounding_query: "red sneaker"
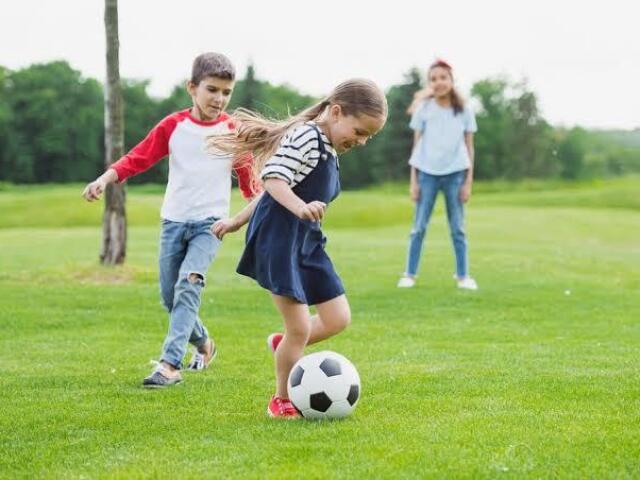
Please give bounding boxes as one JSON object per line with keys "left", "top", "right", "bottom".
{"left": 267, "top": 333, "right": 284, "bottom": 354}
{"left": 267, "top": 396, "right": 301, "bottom": 419}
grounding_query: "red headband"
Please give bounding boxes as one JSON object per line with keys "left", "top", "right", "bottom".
{"left": 430, "top": 58, "right": 453, "bottom": 71}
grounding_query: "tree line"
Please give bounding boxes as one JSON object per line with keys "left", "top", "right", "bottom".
{"left": 0, "top": 61, "right": 638, "bottom": 189}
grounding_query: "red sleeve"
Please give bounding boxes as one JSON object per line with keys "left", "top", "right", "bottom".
{"left": 233, "top": 152, "right": 261, "bottom": 200}
{"left": 110, "top": 113, "right": 180, "bottom": 182}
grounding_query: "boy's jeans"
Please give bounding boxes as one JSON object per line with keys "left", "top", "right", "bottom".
{"left": 158, "top": 217, "right": 220, "bottom": 368}
{"left": 405, "top": 170, "right": 468, "bottom": 278}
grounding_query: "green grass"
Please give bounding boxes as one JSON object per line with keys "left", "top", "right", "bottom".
{"left": 0, "top": 180, "right": 639, "bottom": 479}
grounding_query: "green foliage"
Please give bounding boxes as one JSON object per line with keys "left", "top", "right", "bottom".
{"left": 1, "top": 61, "right": 103, "bottom": 183}
{"left": 0, "top": 61, "right": 637, "bottom": 186}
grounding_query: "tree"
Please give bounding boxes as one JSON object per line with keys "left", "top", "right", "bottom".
{"left": 102, "top": 0, "right": 126, "bottom": 265}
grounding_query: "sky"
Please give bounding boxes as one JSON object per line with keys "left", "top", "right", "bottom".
{"left": 1, "top": 0, "right": 639, "bottom": 129}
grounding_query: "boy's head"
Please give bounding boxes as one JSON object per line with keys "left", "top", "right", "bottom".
{"left": 187, "top": 52, "right": 236, "bottom": 122}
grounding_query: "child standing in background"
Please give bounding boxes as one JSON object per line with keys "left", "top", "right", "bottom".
{"left": 397, "top": 59, "right": 479, "bottom": 290}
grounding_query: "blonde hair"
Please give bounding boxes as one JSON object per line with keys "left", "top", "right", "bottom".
{"left": 210, "top": 78, "right": 387, "bottom": 180}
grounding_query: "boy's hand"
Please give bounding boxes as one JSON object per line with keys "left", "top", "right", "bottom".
{"left": 82, "top": 179, "right": 107, "bottom": 202}
{"left": 211, "top": 218, "right": 240, "bottom": 239}
{"left": 297, "top": 201, "right": 326, "bottom": 222}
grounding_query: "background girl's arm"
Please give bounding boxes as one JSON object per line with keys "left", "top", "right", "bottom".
{"left": 409, "top": 131, "right": 422, "bottom": 202}
{"left": 460, "top": 132, "right": 475, "bottom": 203}
{"left": 264, "top": 178, "right": 326, "bottom": 222}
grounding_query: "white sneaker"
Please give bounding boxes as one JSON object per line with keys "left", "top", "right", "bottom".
{"left": 456, "top": 276, "right": 478, "bottom": 290}
{"left": 397, "top": 276, "right": 416, "bottom": 288}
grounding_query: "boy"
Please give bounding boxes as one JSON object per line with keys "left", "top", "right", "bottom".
{"left": 83, "top": 52, "right": 254, "bottom": 387}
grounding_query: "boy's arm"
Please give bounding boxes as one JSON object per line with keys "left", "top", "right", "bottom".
{"left": 211, "top": 192, "right": 264, "bottom": 239}
{"left": 232, "top": 152, "right": 260, "bottom": 200}
{"left": 82, "top": 115, "right": 175, "bottom": 202}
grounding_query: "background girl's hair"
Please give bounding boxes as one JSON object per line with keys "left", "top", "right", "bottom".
{"left": 430, "top": 59, "right": 464, "bottom": 115}
{"left": 407, "top": 59, "right": 465, "bottom": 115}
{"left": 210, "top": 78, "right": 387, "bottom": 179}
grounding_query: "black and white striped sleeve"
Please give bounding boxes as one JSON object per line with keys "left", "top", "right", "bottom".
{"left": 261, "top": 125, "right": 320, "bottom": 186}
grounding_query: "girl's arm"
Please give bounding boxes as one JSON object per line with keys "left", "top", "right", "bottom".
{"left": 211, "top": 192, "right": 264, "bottom": 239}
{"left": 409, "top": 131, "right": 422, "bottom": 202}
{"left": 460, "top": 132, "right": 475, "bottom": 203}
{"left": 263, "top": 178, "right": 326, "bottom": 221}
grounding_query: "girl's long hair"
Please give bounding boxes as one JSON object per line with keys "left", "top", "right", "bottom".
{"left": 407, "top": 59, "right": 465, "bottom": 115}
{"left": 210, "top": 79, "right": 387, "bottom": 181}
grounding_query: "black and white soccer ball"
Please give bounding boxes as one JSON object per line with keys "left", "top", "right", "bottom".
{"left": 287, "top": 351, "right": 361, "bottom": 420}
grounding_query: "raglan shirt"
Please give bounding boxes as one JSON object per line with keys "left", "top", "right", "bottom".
{"left": 110, "top": 109, "right": 254, "bottom": 222}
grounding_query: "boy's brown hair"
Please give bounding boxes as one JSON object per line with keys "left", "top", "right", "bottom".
{"left": 191, "top": 52, "right": 235, "bottom": 84}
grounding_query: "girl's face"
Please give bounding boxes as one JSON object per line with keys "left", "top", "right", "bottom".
{"left": 324, "top": 105, "right": 386, "bottom": 154}
{"left": 428, "top": 66, "right": 454, "bottom": 98}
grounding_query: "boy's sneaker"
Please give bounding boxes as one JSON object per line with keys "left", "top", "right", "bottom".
{"left": 397, "top": 276, "right": 416, "bottom": 288}
{"left": 267, "top": 396, "right": 301, "bottom": 419}
{"left": 142, "top": 365, "right": 182, "bottom": 388}
{"left": 186, "top": 339, "right": 217, "bottom": 371}
{"left": 267, "top": 333, "right": 284, "bottom": 354}
{"left": 456, "top": 276, "right": 479, "bottom": 290}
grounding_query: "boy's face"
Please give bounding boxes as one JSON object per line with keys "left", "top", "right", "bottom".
{"left": 188, "top": 76, "right": 235, "bottom": 121}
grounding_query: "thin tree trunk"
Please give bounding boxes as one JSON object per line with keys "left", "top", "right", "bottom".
{"left": 102, "top": 0, "right": 126, "bottom": 265}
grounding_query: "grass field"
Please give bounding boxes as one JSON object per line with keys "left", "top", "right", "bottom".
{"left": 0, "top": 178, "right": 638, "bottom": 479}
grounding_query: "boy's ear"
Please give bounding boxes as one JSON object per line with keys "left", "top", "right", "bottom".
{"left": 186, "top": 80, "right": 196, "bottom": 96}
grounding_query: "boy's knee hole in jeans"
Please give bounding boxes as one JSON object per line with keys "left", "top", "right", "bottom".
{"left": 187, "top": 272, "right": 204, "bottom": 286}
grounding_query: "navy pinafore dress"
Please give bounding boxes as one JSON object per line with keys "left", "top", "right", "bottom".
{"left": 236, "top": 124, "right": 344, "bottom": 305}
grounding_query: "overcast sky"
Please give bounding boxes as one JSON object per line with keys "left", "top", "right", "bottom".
{"left": 2, "top": 0, "right": 638, "bottom": 129}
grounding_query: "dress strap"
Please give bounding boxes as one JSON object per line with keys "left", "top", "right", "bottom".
{"left": 307, "top": 123, "right": 329, "bottom": 161}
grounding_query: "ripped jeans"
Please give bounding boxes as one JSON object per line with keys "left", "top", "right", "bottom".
{"left": 158, "top": 216, "right": 220, "bottom": 368}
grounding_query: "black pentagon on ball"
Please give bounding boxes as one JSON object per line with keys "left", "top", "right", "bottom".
{"left": 289, "top": 366, "right": 304, "bottom": 387}
{"left": 319, "top": 358, "right": 341, "bottom": 377}
{"left": 347, "top": 384, "right": 359, "bottom": 406}
{"left": 309, "top": 392, "right": 332, "bottom": 412}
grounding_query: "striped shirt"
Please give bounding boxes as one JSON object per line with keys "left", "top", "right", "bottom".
{"left": 261, "top": 122, "right": 337, "bottom": 187}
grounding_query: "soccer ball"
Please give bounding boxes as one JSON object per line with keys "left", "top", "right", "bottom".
{"left": 287, "top": 351, "right": 361, "bottom": 419}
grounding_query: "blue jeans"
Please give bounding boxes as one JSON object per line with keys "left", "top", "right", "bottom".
{"left": 404, "top": 170, "right": 469, "bottom": 278}
{"left": 158, "top": 217, "right": 220, "bottom": 368}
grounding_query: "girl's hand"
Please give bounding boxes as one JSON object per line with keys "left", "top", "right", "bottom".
{"left": 82, "top": 179, "right": 106, "bottom": 202}
{"left": 459, "top": 182, "right": 472, "bottom": 203}
{"left": 410, "top": 181, "right": 420, "bottom": 202}
{"left": 297, "top": 201, "right": 326, "bottom": 222}
{"left": 211, "top": 218, "right": 240, "bottom": 239}
{"left": 414, "top": 87, "right": 434, "bottom": 101}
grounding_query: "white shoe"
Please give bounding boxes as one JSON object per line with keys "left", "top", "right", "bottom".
{"left": 397, "top": 276, "right": 416, "bottom": 288}
{"left": 456, "top": 276, "right": 478, "bottom": 290}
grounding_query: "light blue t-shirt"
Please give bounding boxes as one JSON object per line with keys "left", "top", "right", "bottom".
{"left": 408, "top": 99, "right": 477, "bottom": 175}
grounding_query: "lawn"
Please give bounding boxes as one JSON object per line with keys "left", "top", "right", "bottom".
{"left": 0, "top": 179, "right": 638, "bottom": 479}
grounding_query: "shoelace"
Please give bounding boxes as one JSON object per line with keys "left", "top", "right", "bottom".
{"left": 276, "top": 398, "right": 298, "bottom": 416}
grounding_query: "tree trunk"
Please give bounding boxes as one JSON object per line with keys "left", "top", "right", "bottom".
{"left": 102, "top": 0, "right": 126, "bottom": 265}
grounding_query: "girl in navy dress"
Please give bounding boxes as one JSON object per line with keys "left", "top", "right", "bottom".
{"left": 209, "top": 79, "right": 387, "bottom": 418}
